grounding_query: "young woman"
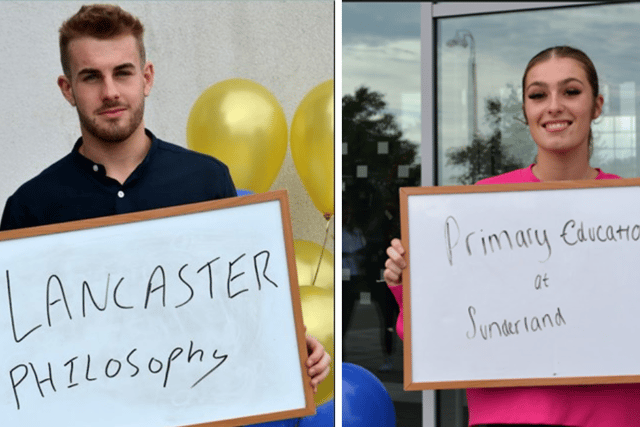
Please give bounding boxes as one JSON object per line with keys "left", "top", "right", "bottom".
{"left": 383, "top": 46, "right": 639, "bottom": 427}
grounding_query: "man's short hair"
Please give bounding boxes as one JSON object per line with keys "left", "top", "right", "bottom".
{"left": 59, "top": 4, "right": 145, "bottom": 78}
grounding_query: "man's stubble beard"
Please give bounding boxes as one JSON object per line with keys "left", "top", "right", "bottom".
{"left": 77, "top": 98, "right": 145, "bottom": 144}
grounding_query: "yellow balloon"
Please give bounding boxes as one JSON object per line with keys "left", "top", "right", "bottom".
{"left": 294, "top": 240, "right": 334, "bottom": 290}
{"left": 186, "top": 78, "right": 288, "bottom": 193}
{"left": 299, "top": 285, "right": 334, "bottom": 406}
{"left": 291, "top": 80, "right": 334, "bottom": 217}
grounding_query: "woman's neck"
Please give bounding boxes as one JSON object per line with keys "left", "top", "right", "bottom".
{"left": 532, "top": 150, "right": 598, "bottom": 181}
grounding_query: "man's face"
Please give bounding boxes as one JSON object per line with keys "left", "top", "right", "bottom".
{"left": 58, "top": 34, "right": 154, "bottom": 143}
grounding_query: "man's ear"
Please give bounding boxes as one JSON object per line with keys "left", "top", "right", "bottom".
{"left": 57, "top": 75, "right": 76, "bottom": 106}
{"left": 143, "top": 61, "right": 154, "bottom": 97}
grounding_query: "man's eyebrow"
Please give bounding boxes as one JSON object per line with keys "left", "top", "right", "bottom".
{"left": 114, "top": 63, "right": 137, "bottom": 72}
{"left": 77, "top": 67, "right": 101, "bottom": 77}
{"left": 76, "top": 63, "right": 137, "bottom": 77}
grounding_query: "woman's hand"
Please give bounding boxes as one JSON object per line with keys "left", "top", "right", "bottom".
{"left": 384, "top": 238, "right": 406, "bottom": 287}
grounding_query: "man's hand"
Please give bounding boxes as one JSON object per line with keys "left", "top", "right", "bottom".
{"left": 305, "top": 335, "right": 331, "bottom": 393}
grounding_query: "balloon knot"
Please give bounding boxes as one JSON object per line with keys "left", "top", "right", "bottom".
{"left": 323, "top": 213, "right": 332, "bottom": 221}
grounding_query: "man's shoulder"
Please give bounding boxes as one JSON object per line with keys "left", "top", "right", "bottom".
{"left": 154, "top": 139, "right": 230, "bottom": 172}
{"left": 147, "top": 136, "right": 236, "bottom": 197}
{"left": 12, "top": 152, "right": 76, "bottom": 195}
{"left": 0, "top": 152, "right": 82, "bottom": 230}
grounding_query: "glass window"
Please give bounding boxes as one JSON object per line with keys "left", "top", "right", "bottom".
{"left": 343, "top": 2, "right": 422, "bottom": 426}
{"left": 437, "top": 2, "right": 640, "bottom": 185}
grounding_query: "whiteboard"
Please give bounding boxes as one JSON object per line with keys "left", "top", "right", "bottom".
{"left": 400, "top": 179, "right": 640, "bottom": 390}
{"left": 0, "top": 190, "right": 314, "bottom": 426}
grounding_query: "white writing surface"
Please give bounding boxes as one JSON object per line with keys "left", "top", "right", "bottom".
{"left": 0, "top": 190, "right": 313, "bottom": 426}
{"left": 400, "top": 179, "right": 640, "bottom": 390}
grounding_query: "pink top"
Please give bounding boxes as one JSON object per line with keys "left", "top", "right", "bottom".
{"left": 390, "top": 165, "right": 640, "bottom": 426}
{"left": 475, "top": 163, "right": 620, "bottom": 185}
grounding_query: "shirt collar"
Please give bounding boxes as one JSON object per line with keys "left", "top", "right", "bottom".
{"left": 71, "top": 128, "right": 159, "bottom": 185}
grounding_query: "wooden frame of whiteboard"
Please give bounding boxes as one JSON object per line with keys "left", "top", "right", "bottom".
{"left": 400, "top": 177, "right": 640, "bottom": 391}
{"left": 0, "top": 189, "right": 315, "bottom": 427}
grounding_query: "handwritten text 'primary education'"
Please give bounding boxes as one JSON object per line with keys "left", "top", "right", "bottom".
{"left": 444, "top": 216, "right": 640, "bottom": 265}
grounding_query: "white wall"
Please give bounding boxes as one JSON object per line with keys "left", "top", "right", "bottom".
{"left": 0, "top": 0, "right": 334, "bottom": 251}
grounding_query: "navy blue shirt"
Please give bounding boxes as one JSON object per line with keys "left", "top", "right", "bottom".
{"left": 0, "top": 129, "right": 236, "bottom": 230}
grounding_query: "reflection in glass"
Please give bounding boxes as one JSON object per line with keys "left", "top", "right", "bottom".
{"left": 437, "top": 2, "right": 640, "bottom": 184}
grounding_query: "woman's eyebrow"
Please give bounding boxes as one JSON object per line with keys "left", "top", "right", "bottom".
{"left": 526, "top": 77, "right": 584, "bottom": 92}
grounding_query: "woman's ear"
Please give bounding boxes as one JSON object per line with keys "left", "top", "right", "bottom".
{"left": 592, "top": 94, "right": 604, "bottom": 120}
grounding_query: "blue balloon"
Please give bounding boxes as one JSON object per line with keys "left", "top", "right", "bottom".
{"left": 342, "top": 363, "right": 396, "bottom": 427}
{"left": 245, "top": 418, "right": 298, "bottom": 427}
{"left": 299, "top": 399, "right": 335, "bottom": 426}
{"left": 237, "top": 189, "right": 255, "bottom": 196}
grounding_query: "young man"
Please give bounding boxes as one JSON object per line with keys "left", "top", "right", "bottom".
{"left": 0, "top": 3, "right": 329, "bottom": 393}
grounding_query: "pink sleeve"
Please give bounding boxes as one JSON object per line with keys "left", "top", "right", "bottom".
{"left": 388, "top": 284, "right": 404, "bottom": 340}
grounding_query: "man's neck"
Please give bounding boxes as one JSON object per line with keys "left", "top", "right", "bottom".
{"left": 78, "top": 125, "right": 151, "bottom": 185}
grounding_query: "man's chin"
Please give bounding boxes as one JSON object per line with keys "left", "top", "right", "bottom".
{"left": 78, "top": 107, "right": 144, "bottom": 144}
{"left": 84, "top": 122, "right": 139, "bottom": 144}
{"left": 97, "top": 131, "right": 133, "bottom": 143}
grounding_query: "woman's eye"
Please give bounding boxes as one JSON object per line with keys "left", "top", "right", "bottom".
{"left": 566, "top": 88, "right": 581, "bottom": 96}
{"left": 528, "top": 92, "right": 545, "bottom": 100}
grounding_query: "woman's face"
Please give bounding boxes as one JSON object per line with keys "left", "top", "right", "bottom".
{"left": 523, "top": 56, "right": 603, "bottom": 158}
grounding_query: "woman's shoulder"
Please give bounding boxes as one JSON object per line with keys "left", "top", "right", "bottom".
{"left": 475, "top": 166, "right": 621, "bottom": 184}
{"left": 595, "top": 169, "right": 622, "bottom": 180}
{"left": 475, "top": 165, "right": 537, "bottom": 185}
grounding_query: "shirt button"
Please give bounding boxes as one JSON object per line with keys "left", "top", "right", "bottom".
{"left": 93, "top": 165, "right": 99, "bottom": 172}
{"left": 117, "top": 190, "right": 125, "bottom": 198}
